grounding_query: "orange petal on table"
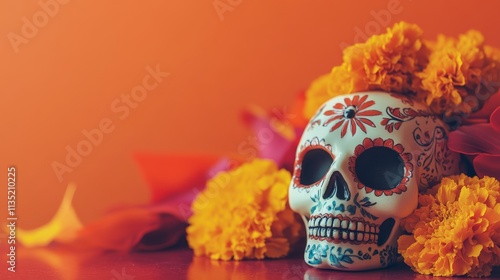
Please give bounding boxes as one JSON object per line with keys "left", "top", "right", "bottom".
{"left": 67, "top": 207, "right": 163, "bottom": 252}
{"left": 134, "top": 153, "right": 222, "bottom": 203}
{"left": 17, "top": 183, "right": 83, "bottom": 248}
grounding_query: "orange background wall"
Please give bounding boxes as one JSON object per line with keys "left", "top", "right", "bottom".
{"left": 1, "top": 0, "right": 500, "bottom": 228}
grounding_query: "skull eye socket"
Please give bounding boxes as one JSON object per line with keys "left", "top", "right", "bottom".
{"left": 349, "top": 138, "right": 413, "bottom": 196}
{"left": 299, "top": 148, "right": 333, "bottom": 186}
{"left": 355, "top": 146, "right": 404, "bottom": 191}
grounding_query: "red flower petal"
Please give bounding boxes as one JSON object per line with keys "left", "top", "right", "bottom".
{"left": 363, "top": 138, "right": 374, "bottom": 149}
{"left": 354, "top": 144, "right": 365, "bottom": 156}
{"left": 383, "top": 139, "right": 394, "bottom": 148}
{"left": 324, "top": 115, "right": 343, "bottom": 126}
{"left": 352, "top": 95, "right": 360, "bottom": 106}
{"left": 358, "top": 100, "right": 374, "bottom": 111}
{"left": 244, "top": 107, "right": 301, "bottom": 166}
{"left": 68, "top": 207, "right": 164, "bottom": 252}
{"left": 359, "top": 117, "right": 376, "bottom": 128}
{"left": 356, "top": 95, "right": 369, "bottom": 108}
{"left": 134, "top": 214, "right": 187, "bottom": 251}
{"left": 373, "top": 138, "right": 384, "bottom": 146}
{"left": 341, "top": 121, "right": 349, "bottom": 138}
{"left": 473, "top": 155, "right": 500, "bottom": 179}
{"left": 401, "top": 157, "right": 412, "bottom": 169}
{"left": 354, "top": 118, "right": 367, "bottom": 133}
{"left": 350, "top": 119, "right": 357, "bottom": 135}
{"left": 324, "top": 110, "right": 336, "bottom": 116}
{"left": 344, "top": 97, "right": 352, "bottom": 106}
{"left": 334, "top": 103, "right": 344, "bottom": 109}
{"left": 491, "top": 107, "right": 500, "bottom": 132}
{"left": 468, "top": 91, "right": 500, "bottom": 120}
{"left": 393, "top": 144, "right": 404, "bottom": 154}
{"left": 394, "top": 122, "right": 402, "bottom": 130}
{"left": 330, "top": 119, "right": 345, "bottom": 132}
{"left": 448, "top": 124, "right": 500, "bottom": 155}
{"left": 356, "top": 110, "right": 382, "bottom": 117}
{"left": 134, "top": 154, "right": 221, "bottom": 203}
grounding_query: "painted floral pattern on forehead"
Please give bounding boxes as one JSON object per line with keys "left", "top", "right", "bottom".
{"left": 322, "top": 95, "right": 382, "bottom": 138}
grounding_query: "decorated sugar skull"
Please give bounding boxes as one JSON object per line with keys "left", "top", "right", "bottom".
{"left": 289, "top": 91, "right": 460, "bottom": 270}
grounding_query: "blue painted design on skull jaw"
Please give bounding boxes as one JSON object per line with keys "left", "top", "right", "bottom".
{"left": 305, "top": 242, "right": 399, "bottom": 269}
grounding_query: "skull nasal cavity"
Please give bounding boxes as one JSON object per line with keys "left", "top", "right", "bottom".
{"left": 323, "top": 171, "right": 350, "bottom": 201}
{"left": 299, "top": 149, "right": 333, "bottom": 185}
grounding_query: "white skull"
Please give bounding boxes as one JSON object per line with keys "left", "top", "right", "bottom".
{"left": 289, "top": 91, "right": 460, "bottom": 270}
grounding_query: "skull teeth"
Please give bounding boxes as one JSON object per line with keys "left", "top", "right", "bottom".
{"left": 319, "top": 218, "right": 326, "bottom": 227}
{"left": 308, "top": 215, "right": 378, "bottom": 244}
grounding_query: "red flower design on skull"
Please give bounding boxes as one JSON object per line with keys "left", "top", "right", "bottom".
{"left": 323, "top": 95, "right": 382, "bottom": 138}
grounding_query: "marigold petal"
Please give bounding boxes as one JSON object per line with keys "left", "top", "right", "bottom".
{"left": 186, "top": 159, "right": 303, "bottom": 260}
{"left": 399, "top": 175, "right": 500, "bottom": 277}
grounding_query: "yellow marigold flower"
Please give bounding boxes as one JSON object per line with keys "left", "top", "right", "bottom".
{"left": 361, "top": 21, "right": 428, "bottom": 93}
{"left": 417, "top": 30, "right": 500, "bottom": 116}
{"left": 304, "top": 21, "right": 428, "bottom": 119}
{"left": 186, "top": 159, "right": 304, "bottom": 260}
{"left": 330, "top": 45, "right": 368, "bottom": 95}
{"left": 303, "top": 22, "right": 500, "bottom": 121}
{"left": 398, "top": 174, "right": 500, "bottom": 277}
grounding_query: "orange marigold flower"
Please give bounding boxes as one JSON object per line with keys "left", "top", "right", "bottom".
{"left": 398, "top": 174, "right": 500, "bottom": 277}
{"left": 361, "top": 21, "right": 428, "bottom": 94}
{"left": 186, "top": 159, "right": 304, "bottom": 260}
{"left": 417, "top": 31, "right": 500, "bottom": 117}
{"left": 303, "top": 22, "right": 500, "bottom": 122}
{"left": 304, "top": 21, "right": 428, "bottom": 119}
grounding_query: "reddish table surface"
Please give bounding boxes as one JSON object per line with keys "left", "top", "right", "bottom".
{"left": 2, "top": 243, "right": 499, "bottom": 280}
